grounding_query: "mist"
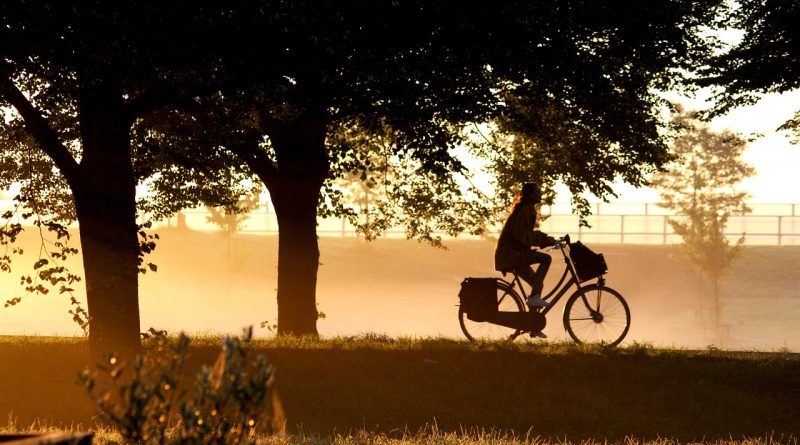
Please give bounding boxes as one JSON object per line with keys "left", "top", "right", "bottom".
{"left": 2, "top": 228, "right": 798, "bottom": 351}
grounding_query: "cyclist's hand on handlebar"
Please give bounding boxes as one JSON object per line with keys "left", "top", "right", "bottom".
{"left": 547, "top": 236, "right": 568, "bottom": 249}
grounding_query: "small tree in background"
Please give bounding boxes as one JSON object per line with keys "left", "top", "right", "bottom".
{"left": 652, "top": 108, "right": 755, "bottom": 345}
{"left": 206, "top": 191, "right": 261, "bottom": 284}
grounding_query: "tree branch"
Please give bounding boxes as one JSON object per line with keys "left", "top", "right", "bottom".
{"left": 125, "top": 78, "right": 229, "bottom": 120}
{"left": 125, "top": 88, "right": 192, "bottom": 120}
{"left": 0, "top": 71, "right": 81, "bottom": 184}
{"left": 226, "top": 140, "right": 279, "bottom": 190}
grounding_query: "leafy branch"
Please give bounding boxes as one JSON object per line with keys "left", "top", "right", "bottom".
{"left": 1, "top": 193, "right": 88, "bottom": 333}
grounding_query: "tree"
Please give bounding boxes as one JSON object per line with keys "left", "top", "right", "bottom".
{"left": 0, "top": 3, "right": 248, "bottom": 359}
{"left": 651, "top": 108, "right": 755, "bottom": 344}
{"left": 2, "top": 1, "right": 724, "bottom": 341}
{"left": 699, "top": 0, "right": 800, "bottom": 142}
{"left": 159, "top": 0, "right": 724, "bottom": 335}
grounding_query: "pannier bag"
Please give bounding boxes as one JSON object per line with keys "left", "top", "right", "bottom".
{"left": 458, "top": 277, "right": 498, "bottom": 322}
{"left": 568, "top": 241, "right": 608, "bottom": 282}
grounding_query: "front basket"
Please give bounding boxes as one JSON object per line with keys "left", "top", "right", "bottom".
{"left": 569, "top": 241, "right": 608, "bottom": 282}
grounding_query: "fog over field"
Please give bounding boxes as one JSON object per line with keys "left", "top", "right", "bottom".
{"left": 2, "top": 229, "right": 798, "bottom": 350}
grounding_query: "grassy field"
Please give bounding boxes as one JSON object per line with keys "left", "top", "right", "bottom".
{"left": 1, "top": 336, "right": 799, "bottom": 443}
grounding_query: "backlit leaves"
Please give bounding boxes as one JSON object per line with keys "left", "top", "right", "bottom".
{"left": 652, "top": 107, "right": 754, "bottom": 281}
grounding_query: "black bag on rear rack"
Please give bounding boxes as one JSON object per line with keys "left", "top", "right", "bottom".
{"left": 568, "top": 241, "right": 608, "bottom": 282}
{"left": 458, "top": 277, "right": 498, "bottom": 322}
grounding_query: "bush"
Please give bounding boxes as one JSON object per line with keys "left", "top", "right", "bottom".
{"left": 79, "top": 328, "right": 283, "bottom": 445}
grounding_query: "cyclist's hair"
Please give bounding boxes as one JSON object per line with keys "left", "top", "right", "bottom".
{"left": 511, "top": 182, "right": 540, "bottom": 214}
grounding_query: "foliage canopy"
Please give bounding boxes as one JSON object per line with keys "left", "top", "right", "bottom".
{"left": 1, "top": 0, "right": 727, "bottom": 337}
{"left": 700, "top": 0, "right": 800, "bottom": 142}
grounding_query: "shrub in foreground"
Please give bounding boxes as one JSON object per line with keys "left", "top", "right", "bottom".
{"left": 80, "top": 328, "right": 283, "bottom": 445}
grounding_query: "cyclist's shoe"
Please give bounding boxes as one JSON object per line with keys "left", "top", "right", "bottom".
{"left": 530, "top": 331, "right": 548, "bottom": 339}
{"left": 526, "top": 295, "right": 549, "bottom": 308}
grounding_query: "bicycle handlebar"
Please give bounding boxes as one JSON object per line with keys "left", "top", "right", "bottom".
{"left": 548, "top": 234, "right": 571, "bottom": 250}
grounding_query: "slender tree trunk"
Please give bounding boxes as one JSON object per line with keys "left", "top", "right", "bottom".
{"left": 713, "top": 276, "right": 721, "bottom": 346}
{"left": 74, "top": 81, "right": 141, "bottom": 361}
{"left": 265, "top": 115, "right": 329, "bottom": 336}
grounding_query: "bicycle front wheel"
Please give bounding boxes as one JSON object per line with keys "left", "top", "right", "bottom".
{"left": 459, "top": 280, "right": 524, "bottom": 341}
{"left": 563, "top": 284, "right": 630, "bottom": 347}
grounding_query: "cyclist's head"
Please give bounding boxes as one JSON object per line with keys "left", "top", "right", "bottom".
{"left": 511, "top": 182, "right": 542, "bottom": 213}
{"left": 521, "top": 182, "right": 542, "bottom": 204}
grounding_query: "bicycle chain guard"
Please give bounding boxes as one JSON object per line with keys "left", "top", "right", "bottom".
{"left": 488, "top": 311, "right": 546, "bottom": 333}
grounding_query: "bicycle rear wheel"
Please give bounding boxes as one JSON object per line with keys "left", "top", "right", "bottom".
{"left": 563, "top": 284, "right": 630, "bottom": 346}
{"left": 459, "top": 280, "right": 524, "bottom": 341}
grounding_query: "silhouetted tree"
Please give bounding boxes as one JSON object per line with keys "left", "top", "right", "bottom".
{"left": 700, "top": 0, "right": 800, "bottom": 142}
{"left": 1, "top": 1, "right": 724, "bottom": 339}
{"left": 158, "top": 1, "right": 723, "bottom": 335}
{"left": 0, "top": 4, "right": 249, "bottom": 359}
{"left": 651, "top": 108, "right": 754, "bottom": 344}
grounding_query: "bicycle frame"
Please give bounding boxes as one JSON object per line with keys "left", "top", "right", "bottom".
{"left": 500, "top": 242, "right": 602, "bottom": 316}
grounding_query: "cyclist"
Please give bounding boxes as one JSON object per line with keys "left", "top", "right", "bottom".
{"left": 494, "top": 182, "right": 556, "bottom": 309}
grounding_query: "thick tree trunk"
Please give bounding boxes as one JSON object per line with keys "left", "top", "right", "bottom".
{"left": 265, "top": 115, "right": 329, "bottom": 336}
{"left": 74, "top": 81, "right": 141, "bottom": 361}
{"left": 272, "top": 184, "right": 322, "bottom": 335}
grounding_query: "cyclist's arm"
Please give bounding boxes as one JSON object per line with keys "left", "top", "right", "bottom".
{"left": 511, "top": 206, "right": 553, "bottom": 247}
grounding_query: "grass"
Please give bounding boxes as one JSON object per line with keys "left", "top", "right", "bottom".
{"left": 2, "top": 423, "right": 798, "bottom": 445}
{"left": 1, "top": 335, "right": 799, "bottom": 443}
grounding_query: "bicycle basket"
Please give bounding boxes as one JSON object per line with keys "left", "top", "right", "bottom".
{"left": 458, "top": 277, "right": 498, "bottom": 322}
{"left": 568, "top": 241, "right": 608, "bottom": 282}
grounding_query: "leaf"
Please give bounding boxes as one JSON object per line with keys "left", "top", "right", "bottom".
{"left": 148, "top": 263, "right": 158, "bottom": 272}
{"left": 33, "top": 259, "right": 49, "bottom": 269}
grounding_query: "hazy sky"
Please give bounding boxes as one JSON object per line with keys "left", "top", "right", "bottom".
{"left": 571, "top": 91, "right": 800, "bottom": 204}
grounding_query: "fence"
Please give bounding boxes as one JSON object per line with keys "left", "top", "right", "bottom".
{"left": 166, "top": 202, "right": 800, "bottom": 246}
{"left": 536, "top": 202, "right": 800, "bottom": 246}
{"left": 2, "top": 197, "right": 798, "bottom": 245}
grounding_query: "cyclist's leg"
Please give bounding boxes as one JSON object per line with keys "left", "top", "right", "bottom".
{"left": 529, "top": 251, "right": 551, "bottom": 296}
{"left": 514, "top": 251, "right": 551, "bottom": 297}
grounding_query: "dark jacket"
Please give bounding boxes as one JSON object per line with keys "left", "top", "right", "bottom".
{"left": 494, "top": 204, "right": 551, "bottom": 271}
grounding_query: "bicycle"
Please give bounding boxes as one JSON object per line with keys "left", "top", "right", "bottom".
{"left": 458, "top": 235, "right": 630, "bottom": 346}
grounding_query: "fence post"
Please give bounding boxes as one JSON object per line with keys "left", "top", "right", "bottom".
{"left": 620, "top": 215, "right": 625, "bottom": 244}
{"left": 778, "top": 216, "right": 783, "bottom": 246}
{"left": 662, "top": 216, "right": 668, "bottom": 245}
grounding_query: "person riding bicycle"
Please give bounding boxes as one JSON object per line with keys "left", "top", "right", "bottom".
{"left": 494, "top": 182, "right": 556, "bottom": 309}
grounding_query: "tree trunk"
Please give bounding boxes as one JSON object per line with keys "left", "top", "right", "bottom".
{"left": 74, "top": 81, "right": 141, "bottom": 361}
{"left": 272, "top": 185, "right": 322, "bottom": 335}
{"left": 713, "top": 276, "right": 721, "bottom": 347}
{"left": 265, "top": 115, "right": 329, "bottom": 336}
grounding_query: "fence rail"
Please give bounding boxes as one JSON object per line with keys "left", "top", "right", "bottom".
{"left": 173, "top": 202, "right": 800, "bottom": 246}
{"left": 537, "top": 213, "right": 800, "bottom": 246}
{"left": 3, "top": 199, "right": 800, "bottom": 245}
